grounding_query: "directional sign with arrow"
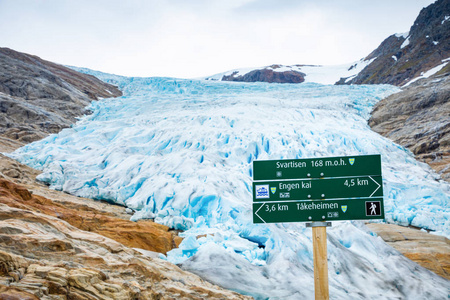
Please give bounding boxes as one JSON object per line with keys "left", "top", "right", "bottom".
{"left": 252, "top": 154, "right": 384, "bottom": 300}
{"left": 253, "top": 175, "right": 382, "bottom": 202}
{"left": 253, "top": 198, "right": 385, "bottom": 223}
{"left": 252, "top": 154, "right": 384, "bottom": 224}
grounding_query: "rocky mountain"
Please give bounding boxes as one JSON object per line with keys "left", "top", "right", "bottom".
{"left": 0, "top": 47, "right": 122, "bottom": 152}
{"left": 204, "top": 62, "right": 373, "bottom": 85}
{"left": 220, "top": 65, "right": 305, "bottom": 83}
{"left": 366, "top": 0, "right": 450, "bottom": 182}
{"left": 345, "top": 0, "right": 449, "bottom": 86}
{"left": 207, "top": 1, "right": 449, "bottom": 87}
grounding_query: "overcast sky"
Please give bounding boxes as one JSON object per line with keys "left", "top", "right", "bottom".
{"left": 0, "top": 0, "right": 436, "bottom": 78}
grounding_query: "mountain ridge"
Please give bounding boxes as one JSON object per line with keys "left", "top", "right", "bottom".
{"left": 364, "top": 0, "right": 450, "bottom": 182}
{"left": 0, "top": 47, "right": 122, "bottom": 151}
{"left": 205, "top": 1, "right": 449, "bottom": 86}
{"left": 346, "top": 0, "right": 450, "bottom": 85}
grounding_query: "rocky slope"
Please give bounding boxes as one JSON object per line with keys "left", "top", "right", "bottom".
{"left": 364, "top": 0, "right": 450, "bottom": 182}
{"left": 0, "top": 145, "right": 255, "bottom": 298}
{"left": 0, "top": 47, "right": 122, "bottom": 151}
{"left": 0, "top": 173, "right": 182, "bottom": 255}
{"left": 369, "top": 73, "right": 450, "bottom": 181}
{"left": 346, "top": 0, "right": 449, "bottom": 86}
{"left": 0, "top": 178, "right": 250, "bottom": 299}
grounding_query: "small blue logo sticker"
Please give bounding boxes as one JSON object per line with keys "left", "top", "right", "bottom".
{"left": 349, "top": 158, "right": 355, "bottom": 165}
{"left": 341, "top": 205, "right": 348, "bottom": 213}
{"left": 271, "top": 187, "right": 277, "bottom": 194}
{"left": 255, "top": 185, "right": 270, "bottom": 199}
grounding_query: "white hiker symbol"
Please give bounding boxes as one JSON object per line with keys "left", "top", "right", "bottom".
{"left": 370, "top": 202, "right": 377, "bottom": 215}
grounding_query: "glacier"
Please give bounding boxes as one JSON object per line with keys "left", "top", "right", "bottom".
{"left": 8, "top": 69, "right": 450, "bottom": 299}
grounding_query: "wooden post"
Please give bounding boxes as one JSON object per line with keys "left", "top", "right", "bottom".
{"left": 311, "top": 223, "right": 330, "bottom": 300}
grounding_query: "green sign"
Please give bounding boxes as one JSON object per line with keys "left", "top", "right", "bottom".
{"left": 252, "top": 154, "right": 384, "bottom": 224}
{"left": 253, "top": 154, "right": 381, "bottom": 180}
{"left": 253, "top": 198, "right": 384, "bottom": 223}
{"left": 253, "top": 176, "right": 382, "bottom": 202}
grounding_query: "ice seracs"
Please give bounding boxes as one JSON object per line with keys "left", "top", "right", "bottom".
{"left": 8, "top": 69, "right": 450, "bottom": 299}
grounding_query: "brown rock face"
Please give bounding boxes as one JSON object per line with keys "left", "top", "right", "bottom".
{"left": 0, "top": 179, "right": 251, "bottom": 299}
{"left": 0, "top": 286, "right": 40, "bottom": 300}
{"left": 0, "top": 178, "right": 178, "bottom": 255}
{"left": 367, "top": 223, "right": 450, "bottom": 280}
{"left": 0, "top": 47, "right": 122, "bottom": 150}
{"left": 369, "top": 74, "right": 450, "bottom": 181}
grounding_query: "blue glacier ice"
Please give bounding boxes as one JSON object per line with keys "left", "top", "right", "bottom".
{"left": 8, "top": 69, "right": 450, "bottom": 299}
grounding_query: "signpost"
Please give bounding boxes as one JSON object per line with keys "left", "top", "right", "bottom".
{"left": 252, "top": 154, "right": 384, "bottom": 300}
{"left": 253, "top": 198, "right": 384, "bottom": 223}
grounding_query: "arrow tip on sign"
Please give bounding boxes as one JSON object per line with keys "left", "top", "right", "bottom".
{"left": 255, "top": 203, "right": 266, "bottom": 223}
{"left": 369, "top": 176, "right": 381, "bottom": 197}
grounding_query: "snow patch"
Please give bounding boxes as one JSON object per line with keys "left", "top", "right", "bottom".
{"left": 400, "top": 36, "right": 410, "bottom": 49}
{"left": 421, "top": 62, "right": 447, "bottom": 77}
{"left": 403, "top": 60, "right": 449, "bottom": 87}
{"left": 394, "top": 32, "right": 409, "bottom": 39}
{"left": 442, "top": 15, "right": 450, "bottom": 24}
{"left": 301, "top": 58, "right": 376, "bottom": 84}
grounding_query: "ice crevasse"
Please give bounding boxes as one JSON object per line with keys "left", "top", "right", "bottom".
{"left": 8, "top": 69, "right": 450, "bottom": 299}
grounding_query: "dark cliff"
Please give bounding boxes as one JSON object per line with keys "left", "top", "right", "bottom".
{"left": 346, "top": 0, "right": 450, "bottom": 86}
